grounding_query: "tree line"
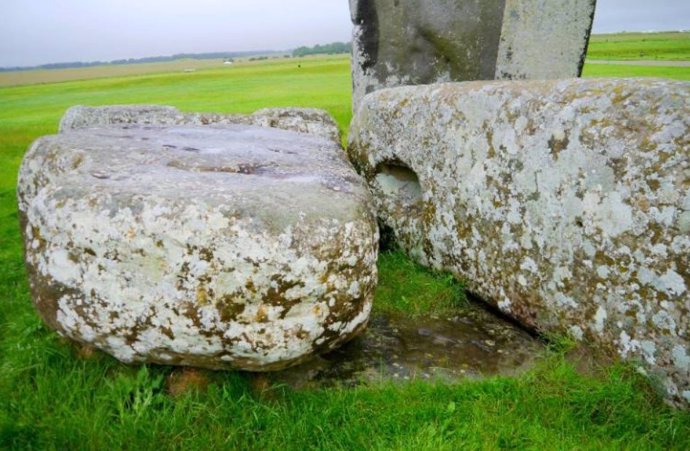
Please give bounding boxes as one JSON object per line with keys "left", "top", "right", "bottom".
{"left": 292, "top": 42, "right": 352, "bottom": 57}
{"left": 0, "top": 50, "right": 283, "bottom": 72}
{"left": 2, "top": 42, "right": 354, "bottom": 72}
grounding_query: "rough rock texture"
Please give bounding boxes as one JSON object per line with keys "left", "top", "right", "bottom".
{"left": 348, "top": 78, "right": 690, "bottom": 407}
{"left": 265, "top": 307, "right": 544, "bottom": 389}
{"left": 251, "top": 108, "right": 342, "bottom": 144}
{"left": 350, "top": 0, "right": 596, "bottom": 110}
{"left": 18, "top": 124, "right": 378, "bottom": 371}
{"left": 59, "top": 105, "right": 342, "bottom": 144}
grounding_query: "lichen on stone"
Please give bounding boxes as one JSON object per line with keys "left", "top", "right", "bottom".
{"left": 348, "top": 78, "right": 690, "bottom": 407}
{"left": 18, "top": 122, "right": 378, "bottom": 371}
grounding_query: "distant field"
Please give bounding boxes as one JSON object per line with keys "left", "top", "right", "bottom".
{"left": 587, "top": 31, "right": 690, "bottom": 61}
{"left": 1, "top": 32, "right": 689, "bottom": 88}
{"left": 0, "top": 32, "right": 690, "bottom": 87}
{"left": 582, "top": 62, "right": 690, "bottom": 80}
{"left": 0, "top": 59, "right": 227, "bottom": 87}
{"left": 0, "top": 54, "right": 339, "bottom": 88}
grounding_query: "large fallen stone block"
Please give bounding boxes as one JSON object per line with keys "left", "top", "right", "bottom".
{"left": 59, "top": 105, "right": 342, "bottom": 144}
{"left": 348, "top": 78, "right": 690, "bottom": 406}
{"left": 350, "top": 0, "right": 596, "bottom": 109}
{"left": 18, "top": 124, "right": 378, "bottom": 371}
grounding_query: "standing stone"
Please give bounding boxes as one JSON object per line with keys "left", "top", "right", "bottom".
{"left": 350, "top": 0, "right": 597, "bottom": 110}
{"left": 18, "top": 123, "right": 378, "bottom": 371}
{"left": 348, "top": 78, "right": 690, "bottom": 407}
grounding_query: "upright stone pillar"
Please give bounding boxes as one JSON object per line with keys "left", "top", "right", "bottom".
{"left": 350, "top": 0, "right": 597, "bottom": 110}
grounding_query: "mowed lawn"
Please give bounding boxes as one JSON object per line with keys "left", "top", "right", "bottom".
{"left": 1, "top": 54, "right": 690, "bottom": 450}
{"left": 587, "top": 31, "right": 690, "bottom": 61}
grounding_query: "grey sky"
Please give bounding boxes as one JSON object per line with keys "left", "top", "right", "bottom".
{"left": 0, "top": 0, "right": 688, "bottom": 68}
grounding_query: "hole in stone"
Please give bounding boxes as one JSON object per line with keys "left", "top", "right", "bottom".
{"left": 377, "top": 218, "right": 397, "bottom": 252}
{"left": 373, "top": 161, "right": 423, "bottom": 212}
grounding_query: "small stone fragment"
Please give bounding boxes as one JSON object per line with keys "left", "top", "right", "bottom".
{"left": 167, "top": 368, "right": 210, "bottom": 397}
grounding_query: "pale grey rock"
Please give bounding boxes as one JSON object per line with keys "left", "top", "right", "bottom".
{"left": 350, "top": 0, "right": 596, "bottom": 110}
{"left": 58, "top": 105, "right": 185, "bottom": 131}
{"left": 251, "top": 108, "right": 341, "bottom": 144}
{"left": 59, "top": 105, "right": 342, "bottom": 144}
{"left": 496, "top": 0, "right": 597, "bottom": 80}
{"left": 18, "top": 124, "right": 378, "bottom": 371}
{"left": 348, "top": 78, "right": 690, "bottom": 407}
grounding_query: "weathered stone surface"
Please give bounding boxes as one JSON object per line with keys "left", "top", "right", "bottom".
{"left": 250, "top": 108, "right": 342, "bottom": 144}
{"left": 59, "top": 105, "right": 342, "bottom": 144}
{"left": 261, "top": 307, "right": 543, "bottom": 389}
{"left": 350, "top": 0, "right": 596, "bottom": 110}
{"left": 18, "top": 124, "right": 378, "bottom": 371}
{"left": 348, "top": 78, "right": 690, "bottom": 406}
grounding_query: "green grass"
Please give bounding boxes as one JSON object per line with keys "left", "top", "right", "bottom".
{"left": 375, "top": 251, "right": 467, "bottom": 318}
{"left": 2, "top": 350, "right": 687, "bottom": 450}
{"left": 587, "top": 31, "right": 690, "bottom": 61}
{"left": 583, "top": 63, "right": 690, "bottom": 81}
{"left": 1, "top": 54, "right": 690, "bottom": 449}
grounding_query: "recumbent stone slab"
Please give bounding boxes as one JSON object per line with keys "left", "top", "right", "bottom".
{"left": 350, "top": 0, "right": 597, "bottom": 110}
{"left": 348, "top": 78, "right": 690, "bottom": 407}
{"left": 18, "top": 124, "right": 378, "bottom": 371}
{"left": 59, "top": 104, "right": 342, "bottom": 144}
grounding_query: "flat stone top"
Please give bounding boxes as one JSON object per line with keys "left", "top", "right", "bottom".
{"left": 24, "top": 124, "right": 370, "bottom": 231}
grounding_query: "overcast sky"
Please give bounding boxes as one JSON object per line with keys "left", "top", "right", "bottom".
{"left": 0, "top": 0, "right": 688, "bottom": 68}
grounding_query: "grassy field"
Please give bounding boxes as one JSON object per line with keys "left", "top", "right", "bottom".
{"left": 587, "top": 31, "right": 690, "bottom": 61}
{"left": 582, "top": 62, "right": 690, "bottom": 80}
{"left": 0, "top": 54, "right": 332, "bottom": 88}
{"left": 1, "top": 32, "right": 689, "bottom": 89}
{"left": 1, "top": 47, "right": 690, "bottom": 449}
{"left": 0, "top": 59, "right": 227, "bottom": 88}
